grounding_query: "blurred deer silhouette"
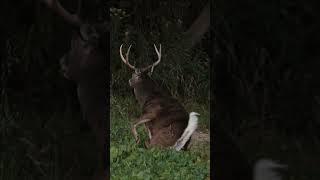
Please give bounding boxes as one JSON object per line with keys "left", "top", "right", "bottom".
{"left": 40, "top": 0, "right": 108, "bottom": 179}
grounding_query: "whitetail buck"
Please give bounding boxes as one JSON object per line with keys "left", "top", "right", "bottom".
{"left": 40, "top": 0, "right": 108, "bottom": 179}
{"left": 119, "top": 44, "right": 199, "bottom": 150}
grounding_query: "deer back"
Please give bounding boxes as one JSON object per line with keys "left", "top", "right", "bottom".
{"left": 142, "top": 93, "right": 189, "bottom": 131}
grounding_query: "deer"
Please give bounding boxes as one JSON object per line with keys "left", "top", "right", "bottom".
{"left": 119, "top": 41, "right": 286, "bottom": 178}
{"left": 40, "top": 0, "right": 108, "bottom": 179}
{"left": 119, "top": 44, "right": 199, "bottom": 151}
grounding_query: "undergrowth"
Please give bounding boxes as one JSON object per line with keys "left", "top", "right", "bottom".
{"left": 110, "top": 7, "right": 210, "bottom": 102}
{"left": 0, "top": 92, "right": 99, "bottom": 180}
{"left": 110, "top": 96, "right": 210, "bottom": 179}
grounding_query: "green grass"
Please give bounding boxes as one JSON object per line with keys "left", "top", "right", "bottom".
{"left": 110, "top": 95, "right": 210, "bottom": 180}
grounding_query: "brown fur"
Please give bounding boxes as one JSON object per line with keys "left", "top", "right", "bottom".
{"left": 119, "top": 44, "right": 190, "bottom": 150}
{"left": 130, "top": 73, "right": 190, "bottom": 149}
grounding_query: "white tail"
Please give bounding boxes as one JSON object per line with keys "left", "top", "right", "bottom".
{"left": 253, "top": 159, "right": 287, "bottom": 180}
{"left": 172, "top": 112, "right": 200, "bottom": 151}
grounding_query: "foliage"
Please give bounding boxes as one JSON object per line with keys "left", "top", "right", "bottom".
{"left": 110, "top": 1, "right": 210, "bottom": 103}
{"left": 110, "top": 96, "right": 210, "bottom": 179}
{"left": 214, "top": 0, "right": 320, "bottom": 138}
{"left": 0, "top": 90, "right": 100, "bottom": 180}
{"left": 214, "top": 0, "right": 320, "bottom": 179}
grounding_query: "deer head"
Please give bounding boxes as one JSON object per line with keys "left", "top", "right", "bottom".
{"left": 41, "top": 0, "right": 108, "bottom": 82}
{"left": 60, "top": 23, "right": 107, "bottom": 82}
{"left": 119, "top": 44, "right": 162, "bottom": 106}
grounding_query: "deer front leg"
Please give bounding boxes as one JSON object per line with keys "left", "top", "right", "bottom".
{"left": 132, "top": 118, "right": 152, "bottom": 144}
{"left": 144, "top": 124, "right": 152, "bottom": 140}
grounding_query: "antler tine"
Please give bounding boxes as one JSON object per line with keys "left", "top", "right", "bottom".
{"left": 41, "top": 0, "right": 82, "bottom": 27}
{"left": 141, "top": 44, "right": 162, "bottom": 73}
{"left": 126, "top": 45, "right": 132, "bottom": 63}
{"left": 120, "top": 44, "right": 136, "bottom": 70}
{"left": 153, "top": 44, "right": 161, "bottom": 66}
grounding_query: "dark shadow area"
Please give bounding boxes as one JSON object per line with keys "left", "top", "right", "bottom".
{"left": 213, "top": 0, "right": 320, "bottom": 179}
{"left": 0, "top": 0, "right": 108, "bottom": 179}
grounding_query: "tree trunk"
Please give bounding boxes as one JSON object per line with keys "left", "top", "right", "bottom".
{"left": 184, "top": 1, "right": 210, "bottom": 48}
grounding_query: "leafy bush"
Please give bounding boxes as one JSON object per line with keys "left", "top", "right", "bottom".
{"left": 110, "top": 3, "right": 209, "bottom": 103}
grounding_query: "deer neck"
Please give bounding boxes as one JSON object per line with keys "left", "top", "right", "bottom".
{"left": 133, "top": 88, "right": 148, "bottom": 107}
{"left": 133, "top": 82, "right": 158, "bottom": 107}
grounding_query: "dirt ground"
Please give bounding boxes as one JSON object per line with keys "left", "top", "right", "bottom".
{"left": 188, "top": 130, "right": 210, "bottom": 151}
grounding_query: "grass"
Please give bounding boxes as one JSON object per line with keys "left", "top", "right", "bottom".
{"left": 0, "top": 95, "right": 100, "bottom": 180}
{"left": 110, "top": 95, "right": 210, "bottom": 180}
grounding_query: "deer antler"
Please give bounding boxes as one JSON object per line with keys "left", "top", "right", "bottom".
{"left": 141, "top": 44, "right": 162, "bottom": 73}
{"left": 120, "top": 44, "right": 161, "bottom": 73}
{"left": 119, "top": 44, "right": 136, "bottom": 70}
{"left": 40, "top": 0, "right": 82, "bottom": 27}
